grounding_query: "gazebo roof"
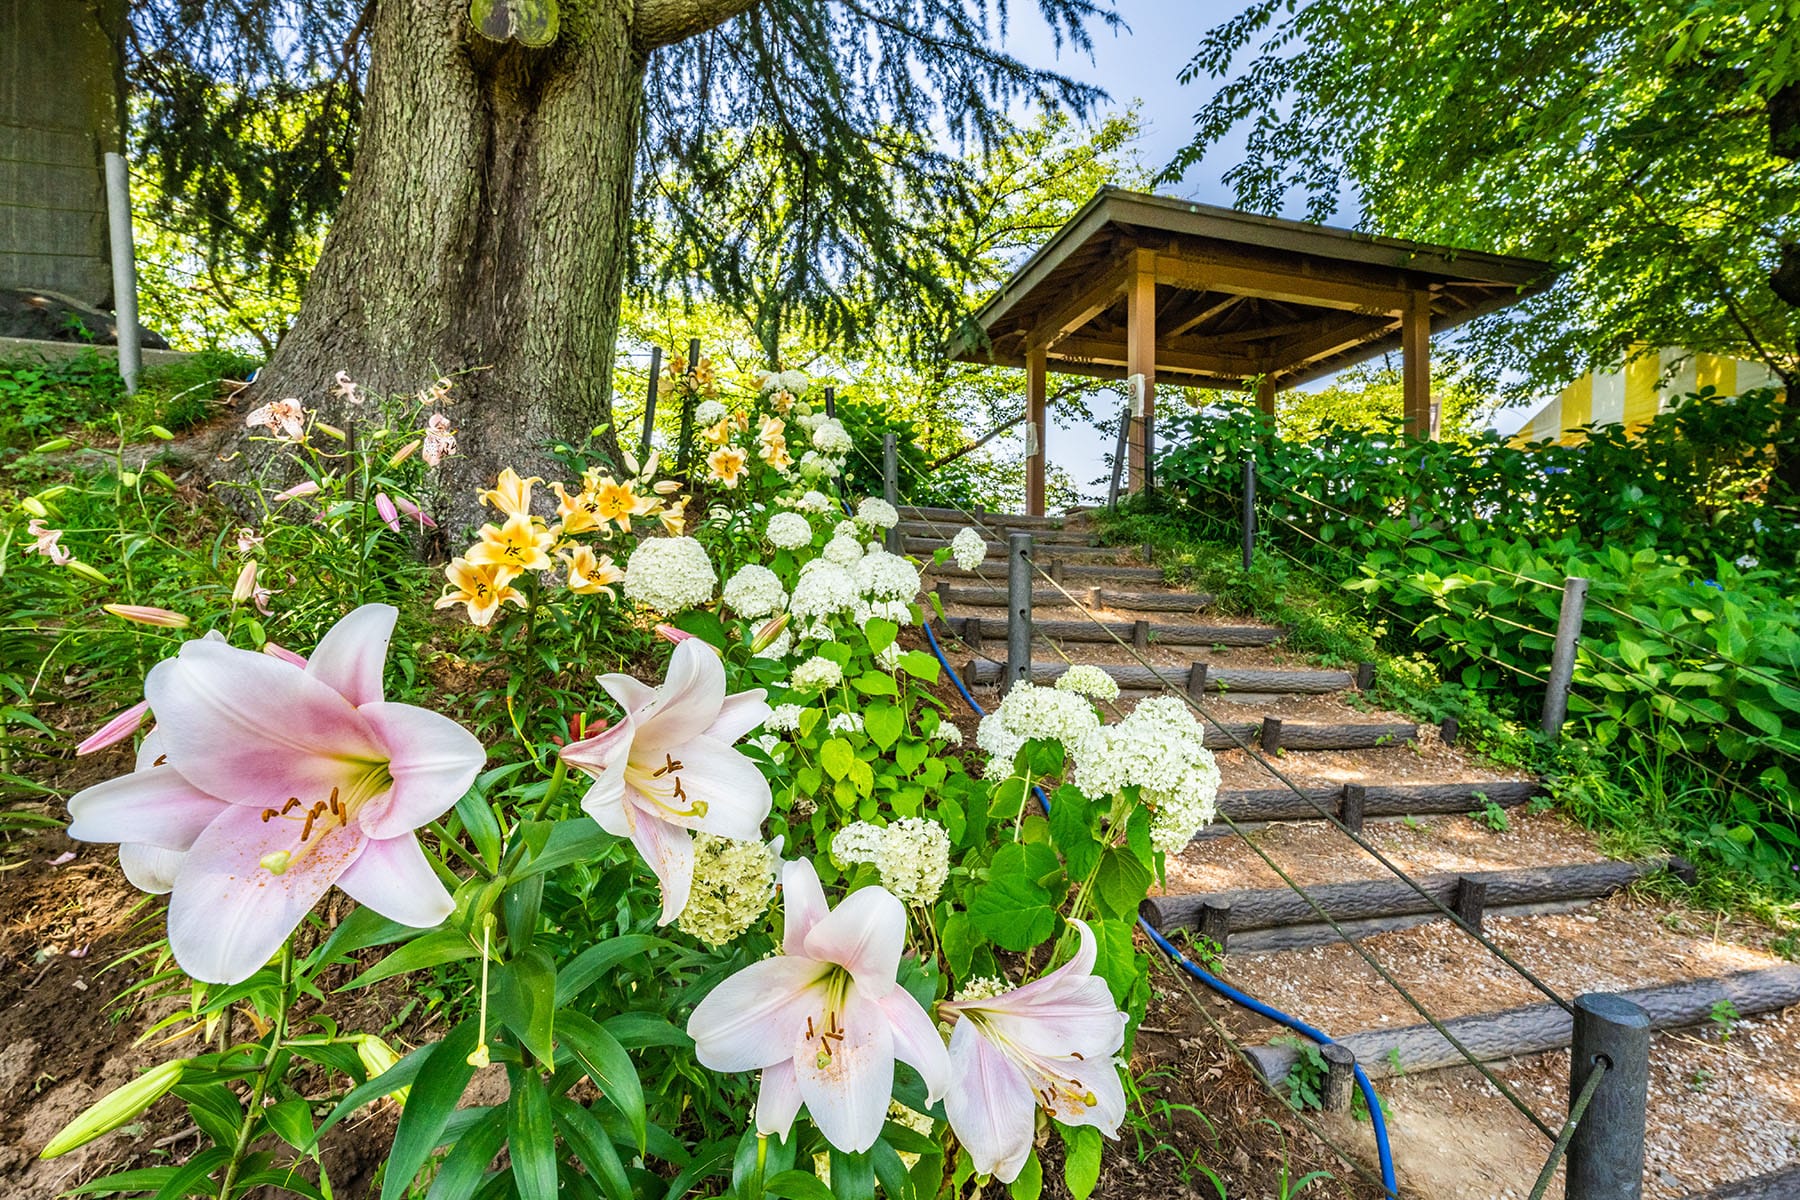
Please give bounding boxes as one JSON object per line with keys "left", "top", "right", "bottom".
{"left": 952, "top": 187, "right": 1554, "bottom": 390}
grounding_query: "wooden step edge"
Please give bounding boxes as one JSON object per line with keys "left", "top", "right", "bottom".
{"left": 1221, "top": 898, "right": 1601, "bottom": 955}
{"left": 898, "top": 505, "right": 1067, "bottom": 529}
{"left": 901, "top": 537, "right": 1138, "bottom": 560}
{"left": 894, "top": 522, "right": 1089, "bottom": 543}
{"left": 922, "top": 563, "right": 1168, "bottom": 584}
{"left": 1143, "top": 856, "right": 1680, "bottom": 937}
{"left": 940, "top": 614, "right": 1281, "bottom": 649}
{"left": 1208, "top": 779, "right": 1541, "bottom": 827}
{"left": 1239, "top": 964, "right": 1800, "bottom": 1084}
{"left": 962, "top": 659, "right": 1356, "bottom": 694}
{"left": 1681, "top": 1164, "right": 1800, "bottom": 1200}
{"left": 930, "top": 585, "right": 1215, "bottom": 612}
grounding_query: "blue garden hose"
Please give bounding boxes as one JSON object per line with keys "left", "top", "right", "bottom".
{"left": 920, "top": 619, "right": 1399, "bottom": 1197}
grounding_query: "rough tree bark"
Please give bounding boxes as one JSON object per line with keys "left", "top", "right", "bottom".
{"left": 233, "top": 0, "right": 760, "bottom": 533}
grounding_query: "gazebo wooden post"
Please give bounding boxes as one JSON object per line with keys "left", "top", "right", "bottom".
{"left": 1126, "top": 248, "right": 1157, "bottom": 493}
{"left": 1025, "top": 343, "right": 1048, "bottom": 516}
{"left": 1402, "top": 290, "right": 1432, "bottom": 439}
{"left": 1255, "top": 376, "right": 1277, "bottom": 419}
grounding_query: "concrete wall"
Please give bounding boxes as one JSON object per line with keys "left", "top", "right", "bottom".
{"left": 0, "top": 0, "right": 127, "bottom": 305}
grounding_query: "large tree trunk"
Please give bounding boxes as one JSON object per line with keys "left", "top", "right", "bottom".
{"left": 236, "top": 0, "right": 754, "bottom": 535}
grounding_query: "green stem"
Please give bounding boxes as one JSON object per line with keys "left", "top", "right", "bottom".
{"left": 531, "top": 755, "right": 569, "bottom": 821}
{"left": 217, "top": 942, "right": 294, "bottom": 1200}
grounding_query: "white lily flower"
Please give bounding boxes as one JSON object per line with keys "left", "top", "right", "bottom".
{"left": 687, "top": 857, "right": 950, "bottom": 1153}
{"left": 560, "top": 639, "right": 772, "bottom": 924}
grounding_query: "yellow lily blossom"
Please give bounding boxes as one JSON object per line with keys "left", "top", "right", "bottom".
{"left": 707, "top": 446, "right": 749, "bottom": 488}
{"left": 561, "top": 545, "right": 624, "bottom": 597}
{"left": 551, "top": 480, "right": 604, "bottom": 535}
{"left": 436, "top": 558, "right": 526, "bottom": 626}
{"left": 592, "top": 476, "right": 656, "bottom": 532}
{"left": 758, "top": 436, "right": 791, "bottom": 471}
{"left": 659, "top": 497, "right": 688, "bottom": 535}
{"left": 758, "top": 416, "right": 786, "bottom": 448}
{"left": 702, "top": 417, "right": 735, "bottom": 446}
{"left": 477, "top": 467, "right": 541, "bottom": 518}
{"left": 466, "top": 515, "right": 556, "bottom": 573}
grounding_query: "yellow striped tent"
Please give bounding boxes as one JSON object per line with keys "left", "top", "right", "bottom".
{"left": 1510, "top": 350, "right": 1780, "bottom": 446}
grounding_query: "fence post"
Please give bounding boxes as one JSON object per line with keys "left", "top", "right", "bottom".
{"left": 639, "top": 345, "right": 662, "bottom": 463}
{"left": 1566, "top": 993, "right": 1650, "bottom": 1200}
{"left": 1006, "top": 532, "right": 1033, "bottom": 691}
{"left": 1542, "top": 576, "right": 1590, "bottom": 737}
{"left": 676, "top": 339, "right": 700, "bottom": 479}
{"left": 103, "top": 152, "right": 141, "bottom": 394}
{"left": 882, "top": 434, "right": 901, "bottom": 553}
{"left": 824, "top": 386, "right": 836, "bottom": 418}
{"left": 1107, "top": 398, "right": 1129, "bottom": 508}
{"left": 1241, "top": 453, "right": 1257, "bottom": 572}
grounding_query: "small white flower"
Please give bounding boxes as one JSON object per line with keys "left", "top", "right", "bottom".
{"left": 950, "top": 527, "right": 987, "bottom": 572}
{"left": 791, "top": 559, "right": 860, "bottom": 620}
{"left": 857, "top": 497, "right": 900, "bottom": 530}
{"left": 695, "top": 399, "right": 729, "bottom": 426}
{"left": 1736, "top": 555, "right": 1759, "bottom": 571}
{"left": 832, "top": 819, "right": 949, "bottom": 905}
{"left": 793, "top": 489, "right": 833, "bottom": 513}
{"left": 954, "top": 975, "right": 1010, "bottom": 1003}
{"left": 798, "top": 450, "right": 841, "bottom": 480}
{"left": 749, "top": 733, "right": 782, "bottom": 757}
{"left": 766, "top": 703, "right": 807, "bottom": 733}
{"left": 790, "top": 656, "right": 844, "bottom": 691}
{"left": 877, "top": 643, "right": 903, "bottom": 670}
{"left": 976, "top": 681, "right": 1103, "bottom": 780}
{"left": 930, "top": 722, "right": 963, "bottom": 746}
{"left": 722, "top": 563, "right": 787, "bottom": 620}
{"left": 1056, "top": 664, "right": 1120, "bottom": 702}
{"left": 622, "top": 536, "right": 717, "bottom": 613}
{"left": 766, "top": 511, "right": 813, "bottom": 549}
{"left": 828, "top": 712, "right": 864, "bottom": 735}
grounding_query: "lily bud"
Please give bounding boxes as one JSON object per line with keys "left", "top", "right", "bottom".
{"left": 272, "top": 480, "right": 321, "bottom": 502}
{"left": 392, "top": 496, "right": 436, "bottom": 529}
{"left": 655, "top": 623, "right": 696, "bottom": 644}
{"left": 20, "top": 496, "right": 48, "bottom": 517}
{"left": 355, "top": 1035, "right": 412, "bottom": 1106}
{"left": 232, "top": 561, "right": 258, "bottom": 604}
{"left": 653, "top": 479, "right": 683, "bottom": 495}
{"left": 41, "top": 1059, "right": 185, "bottom": 1159}
{"left": 315, "top": 422, "right": 347, "bottom": 442}
{"left": 750, "top": 612, "right": 791, "bottom": 654}
{"left": 65, "top": 560, "right": 112, "bottom": 585}
{"left": 388, "top": 440, "right": 420, "bottom": 467}
{"left": 374, "top": 492, "right": 401, "bottom": 532}
{"left": 32, "top": 437, "right": 72, "bottom": 454}
{"left": 622, "top": 449, "right": 640, "bottom": 477}
{"left": 103, "top": 603, "right": 190, "bottom": 628}
{"left": 76, "top": 699, "right": 150, "bottom": 756}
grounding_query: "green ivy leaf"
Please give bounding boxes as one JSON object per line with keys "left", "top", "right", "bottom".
{"left": 1092, "top": 848, "right": 1153, "bottom": 920}
{"left": 865, "top": 703, "right": 905, "bottom": 749}
{"left": 865, "top": 617, "right": 899, "bottom": 655}
{"left": 821, "top": 737, "right": 855, "bottom": 781}
{"left": 1061, "top": 1124, "right": 1103, "bottom": 1200}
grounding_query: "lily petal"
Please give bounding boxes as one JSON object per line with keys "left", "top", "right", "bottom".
{"left": 705, "top": 690, "right": 773, "bottom": 745}
{"left": 595, "top": 672, "right": 658, "bottom": 715}
{"left": 336, "top": 833, "right": 454, "bottom": 928}
{"left": 357, "top": 701, "right": 486, "bottom": 838}
{"left": 564, "top": 712, "right": 638, "bottom": 836}
{"left": 627, "top": 808, "right": 696, "bottom": 925}
{"left": 802, "top": 884, "right": 904, "bottom": 1000}
{"left": 688, "top": 955, "right": 829, "bottom": 1072}
{"left": 944, "top": 1018, "right": 1036, "bottom": 1182}
{"left": 793, "top": 988, "right": 894, "bottom": 1155}
{"left": 781, "top": 857, "right": 831, "bottom": 957}
{"left": 878, "top": 986, "right": 950, "bottom": 1102}
{"left": 144, "top": 640, "right": 381, "bottom": 810}
{"left": 659, "top": 735, "right": 771, "bottom": 840}
{"left": 166, "top": 804, "right": 366, "bottom": 983}
{"left": 631, "top": 640, "right": 726, "bottom": 753}
{"left": 1048, "top": 1052, "right": 1128, "bottom": 1136}
{"left": 67, "top": 766, "right": 229, "bottom": 851}
{"left": 76, "top": 699, "right": 150, "bottom": 755}
{"left": 755, "top": 1060, "right": 806, "bottom": 1141}
{"left": 305, "top": 603, "right": 394, "bottom": 707}
{"left": 119, "top": 843, "right": 185, "bottom": 894}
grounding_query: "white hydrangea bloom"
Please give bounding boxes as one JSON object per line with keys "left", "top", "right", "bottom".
{"left": 1056, "top": 664, "right": 1121, "bottom": 702}
{"left": 766, "top": 511, "right": 813, "bottom": 549}
{"left": 766, "top": 703, "right": 807, "bottom": 732}
{"left": 722, "top": 563, "right": 787, "bottom": 619}
{"left": 1075, "top": 695, "right": 1222, "bottom": 853}
{"left": 622, "top": 535, "right": 716, "bottom": 612}
{"left": 790, "top": 655, "right": 844, "bottom": 691}
{"left": 677, "top": 834, "right": 780, "bottom": 947}
{"left": 799, "top": 412, "right": 829, "bottom": 431}
{"left": 876, "top": 643, "right": 903, "bottom": 670}
{"left": 950, "top": 526, "right": 987, "bottom": 572}
{"left": 812, "top": 420, "right": 854, "bottom": 454}
{"left": 852, "top": 597, "right": 915, "bottom": 627}
{"left": 955, "top": 975, "right": 1011, "bottom": 1003}
{"left": 828, "top": 712, "right": 864, "bottom": 735}
{"left": 823, "top": 532, "right": 865, "bottom": 566}
{"left": 853, "top": 548, "right": 921, "bottom": 600}
{"left": 930, "top": 722, "right": 963, "bottom": 746}
{"left": 775, "top": 369, "right": 810, "bottom": 393}
{"left": 694, "top": 399, "right": 728, "bottom": 426}
{"left": 1736, "top": 555, "right": 1760, "bottom": 570}
{"left": 831, "top": 819, "right": 950, "bottom": 905}
{"left": 799, "top": 450, "right": 841, "bottom": 479}
{"left": 790, "top": 559, "right": 859, "bottom": 620}
{"left": 976, "top": 681, "right": 1104, "bottom": 779}
{"left": 857, "top": 497, "right": 900, "bottom": 530}
{"left": 748, "top": 733, "right": 782, "bottom": 757}
{"left": 794, "top": 490, "right": 832, "bottom": 513}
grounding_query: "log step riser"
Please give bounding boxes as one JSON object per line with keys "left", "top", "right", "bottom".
{"left": 945, "top": 615, "right": 1280, "bottom": 649}
{"left": 963, "top": 660, "right": 1355, "bottom": 695}
{"left": 933, "top": 586, "right": 1214, "bottom": 612}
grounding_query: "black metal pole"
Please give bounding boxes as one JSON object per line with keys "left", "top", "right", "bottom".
{"left": 1241, "top": 454, "right": 1256, "bottom": 572}
{"left": 824, "top": 386, "right": 836, "bottom": 418}
{"left": 1566, "top": 993, "right": 1650, "bottom": 1200}
{"left": 882, "top": 434, "right": 901, "bottom": 553}
{"left": 1006, "top": 532, "right": 1033, "bottom": 690}
{"left": 640, "top": 345, "right": 662, "bottom": 464}
{"left": 676, "top": 339, "right": 699, "bottom": 478}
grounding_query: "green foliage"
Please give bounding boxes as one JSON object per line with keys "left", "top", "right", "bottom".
{"left": 1170, "top": 0, "right": 1800, "bottom": 400}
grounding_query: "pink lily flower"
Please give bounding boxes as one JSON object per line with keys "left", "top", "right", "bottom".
{"left": 76, "top": 699, "right": 151, "bottom": 756}
{"left": 26, "top": 519, "right": 72, "bottom": 565}
{"left": 559, "top": 638, "right": 771, "bottom": 924}
{"left": 65, "top": 604, "right": 485, "bottom": 984}
{"left": 375, "top": 493, "right": 402, "bottom": 532}
{"left": 937, "top": 920, "right": 1128, "bottom": 1182}
{"left": 687, "top": 858, "right": 949, "bottom": 1153}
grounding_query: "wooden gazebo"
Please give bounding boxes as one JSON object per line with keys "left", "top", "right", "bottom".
{"left": 952, "top": 188, "right": 1554, "bottom": 515}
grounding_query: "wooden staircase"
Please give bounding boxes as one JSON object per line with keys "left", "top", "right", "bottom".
{"left": 906, "top": 503, "right": 1800, "bottom": 1197}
